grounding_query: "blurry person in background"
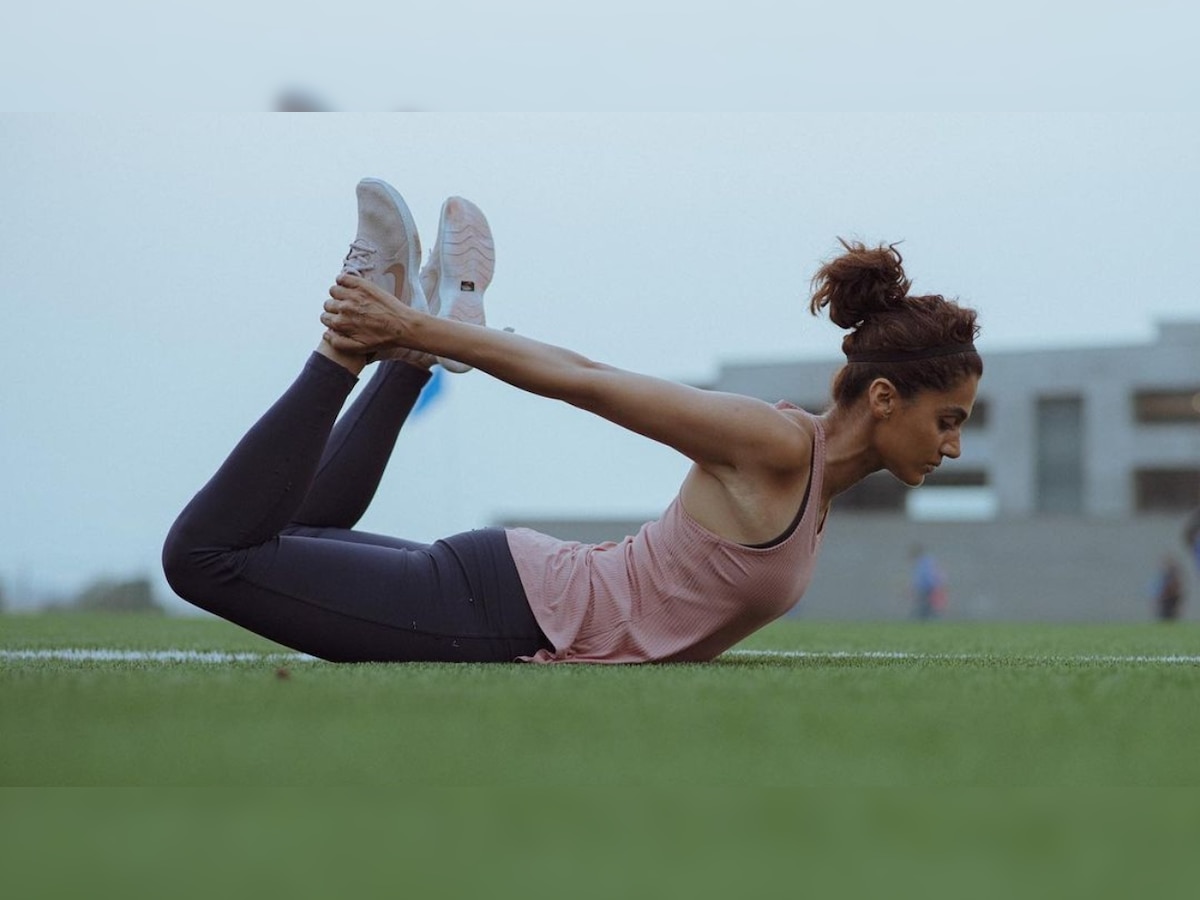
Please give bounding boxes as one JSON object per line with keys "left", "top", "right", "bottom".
{"left": 1184, "top": 508, "right": 1200, "bottom": 576}
{"left": 1154, "top": 555, "right": 1185, "bottom": 622}
{"left": 909, "top": 544, "right": 947, "bottom": 620}
{"left": 275, "top": 89, "right": 331, "bottom": 111}
{"left": 272, "top": 89, "right": 423, "bottom": 112}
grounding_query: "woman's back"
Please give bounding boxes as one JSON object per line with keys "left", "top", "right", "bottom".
{"left": 508, "top": 410, "right": 827, "bottom": 664}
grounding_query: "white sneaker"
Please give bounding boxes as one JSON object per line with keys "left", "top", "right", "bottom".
{"left": 341, "top": 178, "right": 427, "bottom": 308}
{"left": 420, "top": 196, "right": 495, "bottom": 373}
{"left": 342, "top": 178, "right": 434, "bottom": 366}
{"left": 419, "top": 246, "right": 441, "bottom": 317}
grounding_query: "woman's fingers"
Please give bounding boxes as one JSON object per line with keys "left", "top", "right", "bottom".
{"left": 331, "top": 274, "right": 387, "bottom": 301}
{"left": 322, "top": 327, "right": 365, "bottom": 353}
{"left": 323, "top": 275, "right": 405, "bottom": 352}
{"left": 321, "top": 293, "right": 375, "bottom": 339}
{"left": 323, "top": 285, "right": 366, "bottom": 328}
{"left": 328, "top": 283, "right": 358, "bottom": 302}
{"left": 320, "top": 302, "right": 356, "bottom": 333}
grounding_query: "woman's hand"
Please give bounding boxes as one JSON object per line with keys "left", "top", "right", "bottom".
{"left": 320, "top": 273, "right": 421, "bottom": 357}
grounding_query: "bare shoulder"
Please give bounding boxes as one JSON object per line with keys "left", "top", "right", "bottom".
{"left": 752, "top": 402, "right": 817, "bottom": 475}
{"left": 782, "top": 404, "right": 818, "bottom": 448}
{"left": 683, "top": 401, "right": 819, "bottom": 542}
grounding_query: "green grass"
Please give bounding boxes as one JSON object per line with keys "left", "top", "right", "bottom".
{"left": 4, "top": 613, "right": 1200, "bottom": 786}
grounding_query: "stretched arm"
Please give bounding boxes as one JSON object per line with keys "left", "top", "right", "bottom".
{"left": 321, "top": 274, "right": 809, "bottom": 474}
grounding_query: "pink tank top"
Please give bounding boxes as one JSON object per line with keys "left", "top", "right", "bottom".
{"left": 505, "top": 406, "right": 826, "bottom": 663}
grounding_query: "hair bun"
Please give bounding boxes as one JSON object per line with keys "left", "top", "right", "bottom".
{"left": 809, "top": 239, "right": 912, "bottom": 330}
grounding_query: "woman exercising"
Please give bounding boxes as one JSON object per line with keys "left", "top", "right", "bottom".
{"left": 163, "top": 178, "right": 982, "bottom": 663}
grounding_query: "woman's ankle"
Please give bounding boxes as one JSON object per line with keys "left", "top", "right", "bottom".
{"left": 316, "top": 336, "right": 367, "bottom": 376}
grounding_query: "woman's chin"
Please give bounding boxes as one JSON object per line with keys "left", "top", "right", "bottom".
{"left": 892, "top": 467, "right": 926, "bottom": 488}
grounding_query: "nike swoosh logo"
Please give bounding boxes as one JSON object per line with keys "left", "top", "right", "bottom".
{"left": 383, "top": 263, "right": 407, "bottom": 300}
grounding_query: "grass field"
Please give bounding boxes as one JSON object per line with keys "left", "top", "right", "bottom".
{"left": 5, "top": 612, "right": 1200, "bottom": 787}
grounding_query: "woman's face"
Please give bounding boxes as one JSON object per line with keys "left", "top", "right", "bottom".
{"left": 876, "top": 375, "right": 980, "bottom": 487}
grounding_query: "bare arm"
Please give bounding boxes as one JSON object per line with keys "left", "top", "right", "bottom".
{"left": 321, "top": 274, "right": 809, "bottom": 474}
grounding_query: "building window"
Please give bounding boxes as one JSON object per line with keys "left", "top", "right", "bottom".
{"left": 907, "top": 470, "right": 997, "bottom": 521}
{"left": 1036, "top": 396, "right": 1084, "bottom": 514}
{"left": 1133, "top": 389, "right": 1200, "bottom": 424}
{"left": 1134, "top": 469, "right": 1200, "bottom": 512}
{"left": 922, "top": 470, "right": 988, "bottom": 488}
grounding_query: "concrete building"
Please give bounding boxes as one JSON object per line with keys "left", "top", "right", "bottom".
{"left": 503, "top": 322, "right": 1200, "bottom": 622}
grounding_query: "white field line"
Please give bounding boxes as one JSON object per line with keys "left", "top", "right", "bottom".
{"left": 0, "top": 649, "right": 314, "bottom": 663}
{"left": 1, "top": 648, "right": 1200, "bottom": 665}
{"left": 726, "top": 649, "right": 1200, "bottom": 665}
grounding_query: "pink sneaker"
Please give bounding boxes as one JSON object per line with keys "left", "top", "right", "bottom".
{"left": 342, "top": 178, "right": 434, "bottom": 366}
{"left": 341, "top": 179, "right": 427, "bottom": 309}
{"left": 419, "top": 196, "right": 495, "bottom": 373}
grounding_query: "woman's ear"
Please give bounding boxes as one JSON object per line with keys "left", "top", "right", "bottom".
{"left": 867, "top": 378, "right": 897, "bottom": 421}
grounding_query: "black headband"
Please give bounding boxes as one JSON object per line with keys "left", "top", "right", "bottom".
{"left": 845, "top": 342, "right": 977, "bottom": 364}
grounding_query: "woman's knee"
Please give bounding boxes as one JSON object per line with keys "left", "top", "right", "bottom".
{"left": 161, "top": 519, "right": 202, "bottom": 603}
{"left": 161, "top": 516, "right": 239, "bottom": 613}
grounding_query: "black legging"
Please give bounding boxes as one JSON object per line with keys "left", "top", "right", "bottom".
{"left": 162, "top": 352, "right": 552, "bottom": 662}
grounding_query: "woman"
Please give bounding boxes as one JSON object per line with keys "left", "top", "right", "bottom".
{"left": 163, "top": 178, "right": 982, "bottom": 664}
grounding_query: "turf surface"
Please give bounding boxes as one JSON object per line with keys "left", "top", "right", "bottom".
{"left": 4, "top": 612, "right": 1200, "bottom": 786}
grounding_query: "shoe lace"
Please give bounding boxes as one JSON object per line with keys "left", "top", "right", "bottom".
{"left": 341, "top": 238, "right": 378, "bottom": 276}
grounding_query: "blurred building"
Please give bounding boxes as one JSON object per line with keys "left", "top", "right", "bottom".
{"left": 502, "top": 321, "right": 1200, "bottom": 622}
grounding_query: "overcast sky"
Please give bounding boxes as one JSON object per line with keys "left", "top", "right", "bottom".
{"left": 2, "top": 3, "right": 1197, "bottom": 112}
{"left": 3, "top": 112, "right": 1198, "bottom": 609}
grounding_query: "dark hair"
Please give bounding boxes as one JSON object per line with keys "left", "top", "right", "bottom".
{"left": 809, "top": 239, "right": 982, "bottom": 405}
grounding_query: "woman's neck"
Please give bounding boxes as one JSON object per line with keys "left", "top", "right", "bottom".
{"left": 818, "top": 404, "right": 883, "bottom": 502}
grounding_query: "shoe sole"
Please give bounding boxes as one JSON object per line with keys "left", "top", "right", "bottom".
{"left": 434, "top": 196, "right": 494, "bottom": 373}
{"left": 359, "top": 177, "right": 425, "bottom": 311}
